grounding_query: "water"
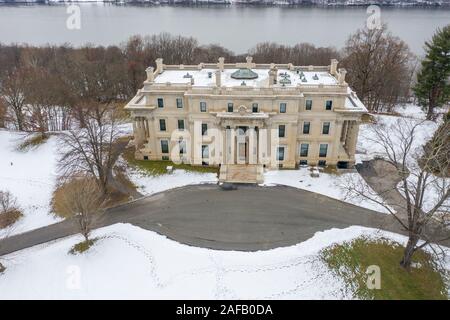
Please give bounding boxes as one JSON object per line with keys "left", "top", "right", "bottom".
{"left": 0, "top": 4, "right": 449, "bottom": 55}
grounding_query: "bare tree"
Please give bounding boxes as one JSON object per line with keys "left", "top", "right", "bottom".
{"left": 0, "top": 98, "right": 6, "bottom": 128}
{"left": 58, "top": 107, "right": 124, "bottom": 196}
{"left": 0, "top": 191, "right": 20, "bottom": 273}
{"left": 0, "top": 67, "right": 28, "bottom": 131}
{"left": 346, "top": 118, "right": 449, "bottom": 270}
{"left": 59, "top": 179, "right": 104, "bottom": 243}
{"left": 342, "top": 25, "right": 415, "bottom": 113}
{"left": 0, "top": 190, "right": 21, "bottom": 229}
{"left": 249, "top": 42, "right": 340, "bottom": 66}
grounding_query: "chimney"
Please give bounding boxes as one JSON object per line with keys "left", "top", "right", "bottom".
{"left": 215, "top": 70, "right": 221, "bottom": 87}
{"left": 145, "top": 67, "right": 155, "bottom": 82}
{"left": 218, "top": 57, "right": 225, "bottom": 72}
{"left": 330, "top": 59, "right": 338, "bottom": 75}
{"left": 155, "top": 58, "right": 164, "bottom": 74}
{"left": 338, "top": 68, "right": 347, "bottom": 85}
{"left": 268, "top": 68, "right": 277, "bottom": 87}
{"left": 246, "top": 56, "right": 253, "bottom": 68}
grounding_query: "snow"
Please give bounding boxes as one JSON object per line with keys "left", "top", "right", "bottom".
{"left": 154, "top": 68, "right": 338, "bottom": 88}
{"left": 356, "top": 112, "right": 440, "bottom": 163}
{"left": 356, "top": 108, "right": 449, "bottom": 215}
{"left": 0, "top": 130, "right": 61, "bottom": 236}
{"left": 2, "top": 223, "right": 440, "bottom": 299}
{"left": 262, "top": 167, "right": 390, "bottom": 213}
{"left": 127, "top": 166, "right": 218, "bottom": 196}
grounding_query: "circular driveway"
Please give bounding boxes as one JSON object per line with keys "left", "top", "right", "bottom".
{"left": 0, "top": 184, "right": 402, "bottom": 256}
{"left": 105, "top": 184, "right": 396, "bottom": 251}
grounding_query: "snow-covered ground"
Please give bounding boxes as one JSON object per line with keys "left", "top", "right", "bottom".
{"left": 2, "top": 223, "right": 441, "bottom": 300}
{"left": 262, "top": 168, "right": 390, "bottom": 213}
{"left": 357, "top": 106, "right": 449, "bottom": 214}
{"left": 0, "top": 130, "right": 61, "bottom": 236}
{"left": 127, "top": 167, "right": 218, "bottom": 196}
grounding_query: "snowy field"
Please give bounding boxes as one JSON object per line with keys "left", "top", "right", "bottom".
{"left": 0, "top": 130, "right": 61, "bottom": 236}
{"left": 1, "top": 223, "right": 439, "bottom": 300}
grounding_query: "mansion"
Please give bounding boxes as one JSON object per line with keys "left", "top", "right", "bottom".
{"left": 124, "top": 57, "right": 367, "bottom": 183}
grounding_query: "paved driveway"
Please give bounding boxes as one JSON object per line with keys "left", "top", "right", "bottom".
{"left": 0, "top": 184, "right": 406, "bottom": 254}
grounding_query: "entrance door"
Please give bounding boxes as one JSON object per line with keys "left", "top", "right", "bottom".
{"left": 237, "top": 142, "right": 247, "bottom": 164}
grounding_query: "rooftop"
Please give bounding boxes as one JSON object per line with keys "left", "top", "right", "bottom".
{"left": 153, "top": 68, "right": 339, "bottom": 88}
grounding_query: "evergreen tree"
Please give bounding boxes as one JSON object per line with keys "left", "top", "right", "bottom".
{"left": 413, "top": 25, "right": 450, "bottom": 120}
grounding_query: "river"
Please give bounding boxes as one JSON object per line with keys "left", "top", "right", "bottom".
{"left": 0, "top": 4, "right": 449, "bottom": 55}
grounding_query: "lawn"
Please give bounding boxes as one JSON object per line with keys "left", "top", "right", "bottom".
{"left": 122, "top": 147, "right": 219, "bottom": 176}
{"left": 321, "top": 237, "right": 448, "bottom": 300}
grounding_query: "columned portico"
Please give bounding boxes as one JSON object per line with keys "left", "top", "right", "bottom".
{"left": 218, "top": 111, "right": 267, "bottom": 183}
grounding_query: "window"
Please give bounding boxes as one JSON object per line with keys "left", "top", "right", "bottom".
{"left": 176, "top": 98, "right": 183, "bottom": 109}
{"left": 161, "top": 140, "right": 169, "bottom": 154}
{"left": 318, "top": 160, "right": 327, "bottom": 167}
{"left": 277, "top": 147, "right": 285, "bottom": 161}
{"left": 157, "top": 98, "right": 164, "bottom": 108}
{"left": 202, "top": 123, "right": 208, "bottom": 136}
{"left": 325, "top": 100, "right": 332, "bottom": 110}
{"left": 299, "top": 160, "right": 308, "bottom": 166}
{"left": 202, "top": 145, "right": 209, "bottom": 158}
{"left": 159, "top": 119, "right": 166, "bottom": 131}
{"left": 305, "top": 99, "right": 312, "bottom": 110}
{"left": 303, "top": 122, "right": 310, "bottom": 134}
{"left": 319, "top": 144, "right": 328, "bottom": 158}
{"left": 178, "top": 119, "right": 185, "bottom": 130}
{"left": 300, "top": 143, "right": 309, "bottom": 157}
{"left": 322, "top": 122, "right": 330, "bottom": 135}
{"left": 227, "top": 103, "right": 234, "bottom": 113}
{"left": 200, "top": 101, "right": 207, "bottom": 112}
{"left": 162, "top": 156, "right": 169, "bottom": 161}
{"left": 280, "top": 103, "right": 287, "bottom": 113}
{"left": 278, "top": 125, "right": 286, "bottom": 138}
{"left": 252, "top": 103, "right": 259, "bottom": 113}
{"left": 179, "top": 139, "right": 186, "bottom": 155}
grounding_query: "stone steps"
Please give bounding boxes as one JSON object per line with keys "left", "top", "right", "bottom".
{"left": 219, "top": 164, "right": 264, "bottom": 184}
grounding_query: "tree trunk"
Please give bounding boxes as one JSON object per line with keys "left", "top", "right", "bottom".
{"left": 426, "top": 104, "right": 435, "bottom": 121}
{"left": 400, "top": 235, "right": 419, "bottom": 270}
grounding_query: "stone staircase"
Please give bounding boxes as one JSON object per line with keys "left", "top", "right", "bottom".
{"left": 219, "top": 164, "right": 264, "bottom": 184}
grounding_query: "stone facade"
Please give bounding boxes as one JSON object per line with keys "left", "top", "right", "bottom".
{"left": 125, "top": 57, "right": 367, "bottom": 182}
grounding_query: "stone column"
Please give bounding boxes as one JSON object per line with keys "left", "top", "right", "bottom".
{"left": 134, "top": 117, "right": 145, "bottom": 149}
{"left": 227, "top": 126, "right": 236, "bottom": 165}
{"left": 248, "top": 126, "right": 257, "bottom": 165}
{"left": 340, "top": 120, "right": 348, "bottom": 143}
{"left": 346, "top": 121, "right": 359, "bottom": 158}
{"left": 333, "top": 120, "right": 343, "bottom": 160}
